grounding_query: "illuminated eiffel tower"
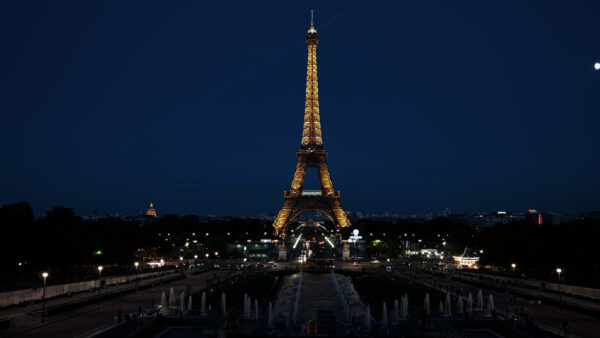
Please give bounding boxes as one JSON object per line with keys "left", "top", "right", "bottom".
{"left": 273, "top": 11, "right": 350, "bottom": 236}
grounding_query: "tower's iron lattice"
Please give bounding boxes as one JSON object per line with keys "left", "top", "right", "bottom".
{"left": 273, "top": 11, "right": 351, "bottom": 236}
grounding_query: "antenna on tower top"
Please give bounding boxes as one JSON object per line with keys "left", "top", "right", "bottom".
{"left": 310, "top": 9, "right": 314, "bottom": 29}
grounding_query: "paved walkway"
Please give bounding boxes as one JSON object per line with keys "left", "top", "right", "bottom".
{"left": 407, "top": 271, "right": 600, "bottom": 338}
{"left": 0, "top": 270, "right": 233, "bottom": 338}
{"left": 456, "top": 271, "right": 600, "bottom": 312}
{"left": 0, "top": 270, "right": 178, "bottom": 324}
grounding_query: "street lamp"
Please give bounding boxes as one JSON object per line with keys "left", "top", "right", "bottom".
{"left": 97, "top": 266, "right": 103, "bottom": 305}
{"left": 41, "top": 272, "right": 48, "bottom": 323}
{"left": 556, "top": 268, "right": 563, "bottom": 312}
{"left": 159, "top": 259, "right": 165, "bottom": 285}
{"left": 510, "top": 263, "right": 517, "bottom": 300}
{"left": 179, "top": 256, "right": 184, "bottom": 266}
{"left": 134, "top": 262, "right": 139, "bottom": 295}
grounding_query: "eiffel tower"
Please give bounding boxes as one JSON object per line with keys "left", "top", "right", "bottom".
{"left": 273, "top": 11, "right": 350, "bottom": 236}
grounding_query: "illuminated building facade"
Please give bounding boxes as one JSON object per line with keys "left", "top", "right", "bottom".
{"left": 273, "top": 11, "right": 350, "bottom": 236}
{"left": 146, "top": 202, "right": 157, "bottom": 218}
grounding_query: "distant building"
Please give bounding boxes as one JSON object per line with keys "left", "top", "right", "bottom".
{"left": 146, "top": 202, "right": 157, "bottom": 218}
{"left": 525, "top": 209, "right": 540, "bottom": 224}
{"left": 466, "top": 212, "right": 512, "bottom": 230}
{"left": 441, "top": 208, "right": 452, "bottom": 217}
{"left": 539, "top": 212, "right": 562, "bottom": 225}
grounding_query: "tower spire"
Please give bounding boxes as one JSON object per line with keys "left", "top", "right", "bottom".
{"left": 302, "top": 10, "right": 321, "bottom": 148}
{"left": 307, "top": 9, "right": 317, "bottom": 34}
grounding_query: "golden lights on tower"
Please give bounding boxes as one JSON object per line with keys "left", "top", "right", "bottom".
{"left": 273, "top": 11, "right": 351, "bottom": 236}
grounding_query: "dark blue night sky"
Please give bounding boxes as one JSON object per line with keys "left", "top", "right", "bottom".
{"left": 1, "top": 1, "right": 599, "bottom": 216}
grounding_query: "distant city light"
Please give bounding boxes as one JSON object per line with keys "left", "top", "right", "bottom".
{"left": 595, "top": 62, "right": 600, "bottom": 70}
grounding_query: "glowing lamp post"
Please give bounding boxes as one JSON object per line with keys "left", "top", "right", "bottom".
{"left": 159, "top": 259, "right": 165, "bottom": 285}
{"left": 97, "top": 266, "right": 103, "bottom": 305}
{"left": 134, "top": 262, "right": 139, "bottom": 295}
{"left": 556, "top": 268, "right": 563, "bottom": 312}
{"left": 179, "top": 256, "right": 184, "bottom": 267}
{"left": 41, "top": 272, "right": 48, "bottom": 323}
{"left": 511, "top": 263, "right": 517, "bottom": 292}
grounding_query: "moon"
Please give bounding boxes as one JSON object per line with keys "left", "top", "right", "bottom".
{"left": 595, "top": 62, "right": 600, "bottom": 70}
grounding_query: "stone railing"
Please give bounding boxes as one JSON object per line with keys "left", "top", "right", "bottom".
{"left": 0, "top": 270, "right": 172, "bottom": 308}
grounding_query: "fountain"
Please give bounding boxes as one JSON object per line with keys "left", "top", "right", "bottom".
{"left": 188, "top": 295, "right": 193, "bottom": 311}
{"left": 244, "top": 296, "right": 251, "bottom": 319}
{"left": 439, "top": 301, "right": 444, "bottom": 313}
{"left": 365, "top": 305, "right": 371, "bottom": 331}
{"left": 254, "top": 299, "right": 259, "bottom": 320}
{"left": 169, "top": 287, "right": 175, "bottom": 307}
{"left": 445, "top": 293, "right": 451, "bottom": 316}
{"left": 221, "top": 292, "right": 226, "bottom": 316}
{"left": 160, "top": 291, "right": 167, "bottom": 308}
{"left": 201, "top": 292, "right": 207, "bottom": 316}
{"left": 180, "top": 291, "right": 185, "bottom": 313}
{"left": 457, "top": 296, "right": 464, "bottom": 314}
{"left": 467, "top": 293, "right": 473, "bottom": 313}
{"left": 485, "top": 294, "right": 494, "bottom": 317}
{"left": 293, "top": 272, "right": 303, "bottom": 324}
{"left": 401, "top": 295, "right": 408, "bottom": 319}
{"left": 393, "top": 299, "right": 399, "bottom": 324}
{"left": 476, "top": 290, "right": 483, "bottom": 310}
{"left": 424, "top": 293, "right": 430, "bottom": 315}
{"left": 382, "top": 302, "right": 388, "bottom": 327}
{"left": 268, "top": 302, "right": 273, "bottom": 327}
{"left": 271, "top": 271, "right": 367, "bottom": 330}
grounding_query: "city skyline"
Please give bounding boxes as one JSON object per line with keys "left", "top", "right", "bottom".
{"left": 2, "top": 1, "right": 600, "bottom": 216}
{"left": 1, "top": 4, "right": 599, "bottom": 337}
